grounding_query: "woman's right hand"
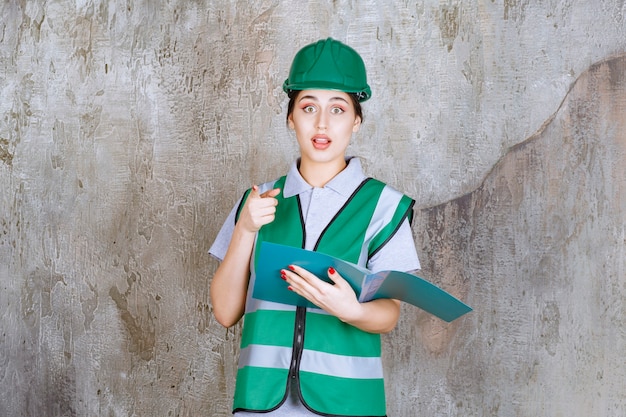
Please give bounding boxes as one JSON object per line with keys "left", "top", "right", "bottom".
{"left": 237, "top": 185, "right": 281, "bottom": 233}
{"left": 211, "top": 185, "right": 281, "bottom": 328}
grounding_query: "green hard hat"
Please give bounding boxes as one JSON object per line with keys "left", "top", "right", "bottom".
{"left": 282, "top": 38, "right": 372, "bottom": 102}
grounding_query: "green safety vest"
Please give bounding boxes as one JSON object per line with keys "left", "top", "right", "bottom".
{"left": 233, "top": 176, "right": 414, "bottom": 416}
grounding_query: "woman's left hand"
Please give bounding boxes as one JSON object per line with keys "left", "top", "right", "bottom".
{"left": 281, "top": 265, "right": 365, "bottom": 323}
{"left": 281, "top": 265, "right": 402, "bottom": 333}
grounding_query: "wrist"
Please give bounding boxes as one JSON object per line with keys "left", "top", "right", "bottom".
{"left": 339, "top": 302, "right": 367, "bottom": 326}
{"left": 234, "top": 219, "right": 260, "bottom": 235}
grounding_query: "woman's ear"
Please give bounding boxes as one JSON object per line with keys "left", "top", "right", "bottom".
{"left": 352, "top": 116, "right": 362, "bottom": 133}
{"left": 287, "top": 114, "right": 295, "bottom": 130}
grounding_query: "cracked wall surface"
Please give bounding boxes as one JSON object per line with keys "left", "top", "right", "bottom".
{"left": 1, "top": 1, "right": 625, "bottom": 416}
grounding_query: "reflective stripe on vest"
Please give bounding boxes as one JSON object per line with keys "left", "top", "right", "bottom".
{"left": 240, "top": 344, "right": 384, "bottom": 379}
{"left": 233, "top": 176, "right": 414, "bottom": 416}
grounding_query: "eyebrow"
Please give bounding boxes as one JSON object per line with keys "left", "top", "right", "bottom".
{"left": 297, "top": 95, "right": 349, "bottom": 104}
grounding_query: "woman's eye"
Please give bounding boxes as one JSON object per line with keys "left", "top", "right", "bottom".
{"left": 303, "top": 105, "right": 316, "bottom": 113}
{"left": 330, "top": 107, "right": 344, "bottom": 114}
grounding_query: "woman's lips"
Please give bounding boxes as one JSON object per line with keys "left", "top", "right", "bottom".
{"left": 312, "top": 135, "right": 331, "bottom": 150}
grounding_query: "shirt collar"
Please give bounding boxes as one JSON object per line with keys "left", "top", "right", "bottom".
{"left": 283, "top": 157, "right": 367, "bottom": 198}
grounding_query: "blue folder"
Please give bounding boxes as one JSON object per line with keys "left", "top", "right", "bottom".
{"left": 253, "top": 242, "right": 472, "bottom": 322}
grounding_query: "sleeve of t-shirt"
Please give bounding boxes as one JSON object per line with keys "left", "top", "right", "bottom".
{"left": 366, "top": 218, "right": 420, "bottom": 273}
{"left": 208, "top": 198, "right": 241, "bottom": 262}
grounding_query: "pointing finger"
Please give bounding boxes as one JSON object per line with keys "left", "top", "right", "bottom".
{"left": 261, "top": 188, "right": 281, "bottom": 199}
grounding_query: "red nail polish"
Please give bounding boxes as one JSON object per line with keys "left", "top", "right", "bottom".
{"left": 287, "top": 286, "right": 293, "bottom": 291}
{"left": 288, "top": 265, "right": 295, "bottom": 271}
{"left": 280, "top": 271, "right": 287, "bottom": 280}
{"left": 328, "top": 267, "right": 335, "bottom": 275}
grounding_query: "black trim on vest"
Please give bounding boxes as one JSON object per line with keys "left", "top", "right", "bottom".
{"left": 234, "top": 188, "right": 252, "bottom": 225}
{"left": 312, "top": 178, "right": 371, "bottom": 252}
{"left": 368, "top": 199, "right": 415, "bottom": 261}
{"left": 296, "top": 195, "right": 306, "bottom": 249}
{"left": 291, "top": 307, "right": 307, "bottom": 405}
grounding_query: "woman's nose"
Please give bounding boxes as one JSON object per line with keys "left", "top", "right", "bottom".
{"left": 317, "top": 111, "right": 328, "bottom": 130}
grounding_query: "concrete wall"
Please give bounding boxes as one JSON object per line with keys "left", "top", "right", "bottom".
{"left": 1, "top": 1, "right": 624, "bottom": 416}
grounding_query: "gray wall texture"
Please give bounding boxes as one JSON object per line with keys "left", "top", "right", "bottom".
{"left": 1, "top": 1, "right": 625, "bottom": 416}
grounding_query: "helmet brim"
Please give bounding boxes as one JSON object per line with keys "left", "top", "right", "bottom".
{"left": 282, "top": 80, "right": 371, "bottom": 102}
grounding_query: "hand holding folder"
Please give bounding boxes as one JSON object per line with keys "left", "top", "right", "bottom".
{"left": 254, "top": 242, "right": 472, "bottom": 322}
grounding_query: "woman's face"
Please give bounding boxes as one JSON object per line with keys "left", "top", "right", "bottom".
{"left": 287, "top": 89, "right": 361, "bottom": 167}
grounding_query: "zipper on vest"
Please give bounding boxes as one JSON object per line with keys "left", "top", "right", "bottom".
{"left": 288, "top": 306, "right": 306, "bottom": 386}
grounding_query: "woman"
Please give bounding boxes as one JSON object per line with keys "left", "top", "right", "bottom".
{"left": 209, "top": 38, "right": 420, "bottom": 417}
